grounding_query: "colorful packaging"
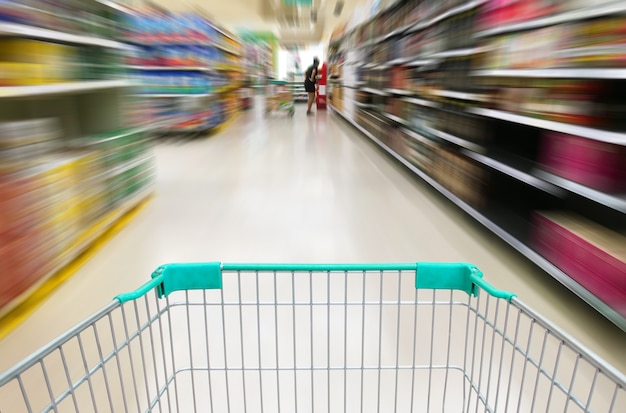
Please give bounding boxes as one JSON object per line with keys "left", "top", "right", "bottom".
{"left": 539, "top": 131, "right": 626, "bottom": 193}
{"left": 532, "top": 211, "right": 626, "bottom": 318}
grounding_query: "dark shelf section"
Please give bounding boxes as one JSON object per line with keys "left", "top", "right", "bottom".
{"left": 329, "top": 103, "right": 626, "bottom": 332}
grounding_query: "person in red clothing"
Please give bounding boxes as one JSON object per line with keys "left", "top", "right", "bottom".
{"left": 304, "top": 57, "right": 319, "bottom": 115}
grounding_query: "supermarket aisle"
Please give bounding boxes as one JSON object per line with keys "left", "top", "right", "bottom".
{"left": 1, "top": 100, "right": 625, "bottom": 376}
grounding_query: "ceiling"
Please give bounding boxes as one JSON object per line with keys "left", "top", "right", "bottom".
{"left": 151, "top": 0, "right": 367, "bottom": 44}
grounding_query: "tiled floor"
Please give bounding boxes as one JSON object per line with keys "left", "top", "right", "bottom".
{"left": 1, "top": 99, "right": 624, "bottom": 410}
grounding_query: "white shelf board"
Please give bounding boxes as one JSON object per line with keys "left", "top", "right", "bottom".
{"left": 0, "top": 22, "right": 131, "bottom": 50}
{"left": 129, "top": 66, "right": 213, "bottom": 72}
{"left": 384, "top": 88, "right": 414, "bottom": 96}
{"left": 400, "top": 96, "right": 441, "bottom": 108}
{"left": 360, "top": 87, "right": 388, "bottom": 96}
{"left": 429, "top": 89, "right": 490, "bottom": 102}
{"left": 0, "top": 80, "right": 133, "bottom": 98}
{"left": 469, "top": 108, "right": 626, "bottom": 146}
{"left": 428, "top": 46, "right": 490, "bottom": 59}
{"left": 383, "top": 112, "right": 412, "bottom": 127}
{"left": 535, "top": 169, "right": 626, "bottom": 214}
{"left": 473, "top": 68, "right": 626, "bottom": 79}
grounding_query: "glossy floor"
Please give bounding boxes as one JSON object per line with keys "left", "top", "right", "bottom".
{"left": 1, "top": 101, "right": 624, "bottom": 411}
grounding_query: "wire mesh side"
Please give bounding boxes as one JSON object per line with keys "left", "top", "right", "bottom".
{"left": 3, "top": 268, "right": 623, "bottom": 413}
{"left": 159, "top": 269, "right": 479, "bottom": 412}
{"left": 461, "top": 293, "right": 626, "bottom": 413}
{"left": 0, "top": 289, "right": 174, "bottom": 413}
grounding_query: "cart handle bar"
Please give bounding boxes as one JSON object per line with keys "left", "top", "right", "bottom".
{"left": 115, "top": 262, "right": 516, "bottom": 303}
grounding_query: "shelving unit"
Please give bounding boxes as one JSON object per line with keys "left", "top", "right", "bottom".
{"left": 123, "top": 5, "right": 246, "bottom": 135}
{"left": 328, "top": 0, "right": 626, "bottom": 331}
{"left": 0, "top": 0, "right": 155, "bottom": 315}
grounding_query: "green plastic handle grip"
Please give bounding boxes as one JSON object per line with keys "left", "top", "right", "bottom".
{"left": 115, "top": 262, "right": 516, "bottom": 303}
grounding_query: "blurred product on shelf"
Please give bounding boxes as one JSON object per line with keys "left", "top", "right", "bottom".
{"left": 0, "top": 119, "right": 154, "bottom": 312}
{"left": 124, "top": 7, "right": 244, "bottom": 135}
{"left": 532, "top": 211, "right": 626, "bottom": 318}
{"left": 0, "top": 39, "right": 124, "bottom": 85}
{"left": 0, "top": 0, "right": 121, "bottom": 38}
{"left": 478, "top": 0, "right": 621, "bottom": 32}
{"left": 127, "top": 45, "right": 225, "bottom": 67}
{"left": 136, "top": 71, "right": 218, "bottom": 95}
{"left": 539, "top": 131, "right": 626, "bottom": 193}
{"left": 123, "top": 10, "right": 240, "bottom": 55}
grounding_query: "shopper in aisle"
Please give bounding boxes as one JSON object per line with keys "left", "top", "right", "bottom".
{"left": 304, "top": 57, "right": 319, "bottom": 115}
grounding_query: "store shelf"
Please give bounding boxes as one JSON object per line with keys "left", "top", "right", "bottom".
{"left": 72, "top": 124, "right": 163, "bottom": 147}
{"left": 216, "top": 84, "right": 243, "bottom": 93}
{"left": 215, "top": 44, "right": 241, "bottom": 56}
{"left": 475, "top": 2, "right": 626, "bottom": 38}
{"left": 461, "top": 149, "right": 563, "bottom": 194}
{"left": 408, "top": 0, "right": 486, "bottom": 34}
{"left": 0, "top": 22, "right": 131, "bottom": 50}
{"left": 473, "top": 68, "right": 626, "bottom": 79}
{"left": 388, "top": 57, "right": 414, "bottom": 65}
{"left": 384, "top": 88, "right": 414, "bottom": 96}
{"left": 406, "top": 59, "right": 439, "bottom": 67}
{"left": 0, "top": 187, "right": 153, "bottom": 319}
{"left": 423, "top": 126, "right": 486, "bottom": 153}
{"left": 383, "top": 112, "right": 412, "bottom": 127}
{"left": 329, "top": 103, "right": 626, "bottom": 332}
{"left": 109, "top": 155, "right": 153, "bottom": 177}
{"left": 215, "top": 64, "right": 244, "bottom": 72}
{"left": 358, "top": 0, "right": 486, "bottom": 43}
{"left": 0, "top": 80, "right": 133, "bottom": 98}
{"left": 360, "top": 87, "right": 389, "bottom": 96}
{"left": 400, "top": 96, "right": 441, "bottom": 109}
{"left": 429, "top": 46, "right": 490, "bottom": 59}
{"left": 469, "top": 108, "right": 626, "bottom": 146}
{"left": 133, "top": 92, "right": 216, "bottom": 98}
{"left": 400, "top": 127, "right": 437, "bottom": 146}
{"left": 128, "top": 66, "right": 214, "bottom": 72}
{"left": 534, "top": 169, "right": 626, "bottom": 214}
{"left": 428, "top": 89, "right": 490, "bottom": 102}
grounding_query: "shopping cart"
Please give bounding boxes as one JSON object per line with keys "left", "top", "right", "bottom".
{"left": 265, "top": 81, "right": 295, "bottom": 117}
{"left": 1, "top": 262, "right": 624, "bottom": 412}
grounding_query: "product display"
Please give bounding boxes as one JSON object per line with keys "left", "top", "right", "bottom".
{"left": 0, "top": 119, "right": 155, "bottom": 312}
{"left": 125, "top": 8, "right": 244, "bottom": 134}
{"left": 0, "top": 0, "right": 122, "bottom": 38}
{"left": 539, "top": 131, "right": 626, "bottom": 193}
{"left": 532, "top": 211, "right": 626, "bottom": 318}
{"left": 0, "top": 0, "right": 158, "bottom": 315}
{"left": 328, "top": 0, "right": 626, "bottom": 330}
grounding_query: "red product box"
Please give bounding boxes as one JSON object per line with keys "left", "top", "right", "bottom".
{"left": 539, "top": 132, "right": 626, "bottom": 193}
{"left": 532, "top": 211, "right": 626, "bottom": 317}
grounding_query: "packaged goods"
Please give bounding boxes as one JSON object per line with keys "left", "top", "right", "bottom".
{"left": 539, "top": 132, "right": 626, "bottom": 193}
{"left": 532, "top": 211, "right": 626, "bottom": 317}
